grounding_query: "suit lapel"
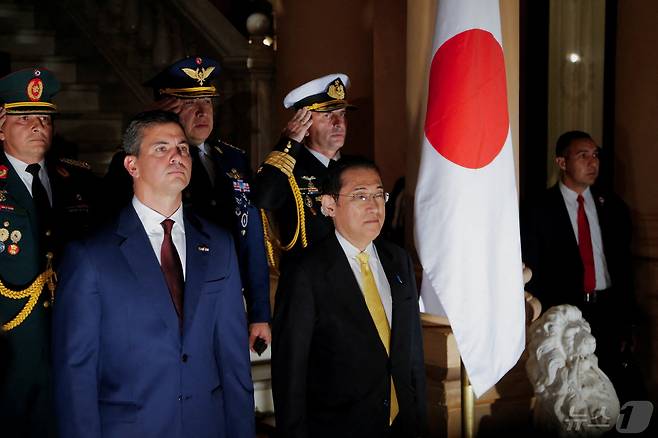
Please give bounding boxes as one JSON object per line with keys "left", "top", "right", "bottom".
{"left": 324, "top": 236, "right": 383, "bottom": 344}
{"left": 550, "top": 185, "right": 579, "bottom": 249}
{"left": 181, "top": 210, "right": 210, "bottom": 332}
{"left": 116, "top": 205, "right": 180, "bottom": 340}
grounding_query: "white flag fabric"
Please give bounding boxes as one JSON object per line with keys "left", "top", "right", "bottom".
{"left": 413, "top": 0, "right": 525, "bottom": 397}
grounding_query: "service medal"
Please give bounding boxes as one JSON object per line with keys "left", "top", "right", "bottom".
{"left": 7, "top": 243, "right": 19, "bottom": 255}
{"left": 0, "top": 228, "right": 8, "bottom": 242}
{"left": 10, "top": 230, "right": 22, "bottom": 243}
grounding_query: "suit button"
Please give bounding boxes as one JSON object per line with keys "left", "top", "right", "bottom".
{"left": 182, "top": 354, "right": 188, "bottom": 362}
{"left": 383, "top": 399, "right": 390, "bottom": 407}
{"left": 210, "top": 200, "right": 217, "bottom": 206}
{"left": 178, "top": 395, "right": 183, "bottom": 401}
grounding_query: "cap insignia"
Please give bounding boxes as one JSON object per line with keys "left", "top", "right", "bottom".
{"left": 27, "top": 78, "right": 43, "bottom": 102}
{"left": 181, "top": 66, "right": 215, "bottom": 86}
{"left": 33, "top": 69, "right": 41, "bottom": 77}
{"left": 327, "top": 79, "right": 345, "bottom": 100}
{"left": 195, "top": 57, "right": 203, "bottom": 65}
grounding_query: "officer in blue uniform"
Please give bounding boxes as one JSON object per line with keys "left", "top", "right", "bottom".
{"left": 0, "top": 68, "right": 98, "bottom": 437}
{"left": 104, "top": 57, "right": 271, "bottom": 350}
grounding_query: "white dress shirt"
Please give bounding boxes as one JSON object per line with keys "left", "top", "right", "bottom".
{"left": 336, "top": 231, "right": 392, "bottom": 325}
{"left": 305, "top": 146, "right": 340, "bottom": 168}
{"left": 132, "top": 196, "right": 187, "bottom": 279}
{"left": 4, "top": 152, "right": 53, "bottom": 205}
{"left": 559, "top": 182, "right": 611, "bottom": 290}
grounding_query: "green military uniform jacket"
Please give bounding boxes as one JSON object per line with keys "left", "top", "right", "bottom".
{"left": 0, "top": 150, "right": 97, "bottom": 437}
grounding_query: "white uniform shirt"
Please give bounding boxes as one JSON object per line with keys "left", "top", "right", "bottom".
{"left": 305, "top": 146, "right": 340, "bottom": 168}
{"left": 5, "top": 152, "right": 53, "bottom": 205}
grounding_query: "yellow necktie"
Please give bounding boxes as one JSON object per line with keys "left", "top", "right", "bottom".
{"left": 356, "top": 251, "right": 399, "bottom": 425}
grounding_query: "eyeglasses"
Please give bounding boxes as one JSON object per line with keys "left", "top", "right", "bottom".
{"left": 333, "top": 191, "right": 390, "bottom": 203}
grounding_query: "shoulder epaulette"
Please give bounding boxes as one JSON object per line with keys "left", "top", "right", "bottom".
{"left": 217, "top": 140, "right": 246, "bottom": 155}
{"left": 59, "top": 158, "right": 91, "bottom": 171}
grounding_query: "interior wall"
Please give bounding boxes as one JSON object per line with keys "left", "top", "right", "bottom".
{"left": 272, "top": 0, "right": 409, "bottom": 192}
{"left": 615, "top": 0, "right": 658, "bottom": 399}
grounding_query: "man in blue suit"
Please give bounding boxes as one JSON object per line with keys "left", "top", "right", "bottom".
{"left": 104, "top": 56, "right": 271, "bottom": 351}
{"left": 52, "top": 110, "right": 255, "bottom": 438}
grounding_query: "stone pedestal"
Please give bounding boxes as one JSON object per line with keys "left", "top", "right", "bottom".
{"left": 422, "top": 314, "right": 535, "bottom": 437}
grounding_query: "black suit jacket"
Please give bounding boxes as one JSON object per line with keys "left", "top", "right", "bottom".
{"left": 272, "top": 234, "right": 427, "bottom": 438}
{"left": 521, "top": 184, "right": 634, "bottom": 325}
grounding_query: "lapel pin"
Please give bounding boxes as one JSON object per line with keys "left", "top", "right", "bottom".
{"left": 197, "top": 245, "right": 210, "bottom": 252}
{"left": 395, "top": 274, "right": 404, "bottom": 285}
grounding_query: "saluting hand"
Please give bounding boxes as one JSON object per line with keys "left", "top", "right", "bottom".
{"left": 145, "top": 96, "right": 183, "bottom": 114}
{"left": 283, "top": 108, "right": 312, "bottom": 143}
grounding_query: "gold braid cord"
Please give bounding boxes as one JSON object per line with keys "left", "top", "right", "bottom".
{"left": 1, "top": 269, "right": 56, "bottom": 332}
{"left": 260, "top": 175, "right": 309, "bottom": 269}
{"left": 260, "top": 208, "right": 278, "bottom": 269}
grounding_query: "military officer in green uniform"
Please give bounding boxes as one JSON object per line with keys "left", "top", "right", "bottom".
{"left": 0, "top": 68, "right": 98, "bottom": 437}
{"left": 253, "top": 73, "right": 355, "bottom": 271}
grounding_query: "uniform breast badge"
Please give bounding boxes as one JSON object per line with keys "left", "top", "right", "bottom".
{"left": 7, "top": 229, "right": 22, "bottom": 255}
{"left": 0, "top": 165, "right": 8, "bottom": 179}
{"left": 0, "top": 227, "right": 8, "bottom": 253}
{"left": 301, "top": 176, "right": 319, "bottom": 214}
{"left": 229, "top": 168, "right": 251, "bottom": 234}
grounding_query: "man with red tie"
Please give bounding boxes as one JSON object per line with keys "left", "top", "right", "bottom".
{"left": 521, "top": 130, "right": 641, "bottom": 400}
{"left": 52, "top": 110, "right": 254, "bottom": 438}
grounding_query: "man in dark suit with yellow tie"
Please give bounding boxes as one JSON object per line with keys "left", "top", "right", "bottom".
{"left": 272, "top": 157, "right": 426, "bottom": 438}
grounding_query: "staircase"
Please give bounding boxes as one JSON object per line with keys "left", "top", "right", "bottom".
{"left": 0, "top": 0, "right": 274, "bottom": 174}
{"left": 0, "top": 0, "right": 141, "bottom": 174}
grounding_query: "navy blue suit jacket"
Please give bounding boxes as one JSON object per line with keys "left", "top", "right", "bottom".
{"left": 52, "top": 205, "right": 255, "bottom": 438}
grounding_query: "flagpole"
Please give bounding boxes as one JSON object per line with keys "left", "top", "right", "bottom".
{"left": 460, "top": 359, "right": 474, "bottom": 438}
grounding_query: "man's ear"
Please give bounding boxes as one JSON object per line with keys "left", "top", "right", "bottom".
{"left": 321, "top": 194, "right": 337, "bottom": 217}
{"left": 124, "top": 154, "right": 139, "bottom": 178}
{"left": 555, "top": 156, "right": 566, "bottom": 171}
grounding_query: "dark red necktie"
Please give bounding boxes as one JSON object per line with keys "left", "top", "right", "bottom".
{"left": 577, "top": 195, "right": 596, "bottom": 293}
{"left": 161, "top": 219, "right": 184, "bottom": 326}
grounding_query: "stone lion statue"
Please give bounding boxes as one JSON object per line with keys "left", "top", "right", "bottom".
{"left": 526, "top": 305, "right": 619, "bottom": 436}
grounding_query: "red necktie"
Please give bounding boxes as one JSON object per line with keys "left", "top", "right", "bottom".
{"left": 577, "top": 195, "right": 596, "bottom": 293}
{"left": 161, "top": 219, "right": 184, "bottom": 326}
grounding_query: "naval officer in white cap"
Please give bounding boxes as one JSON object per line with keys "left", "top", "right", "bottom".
{"left": 253, "top": 73, "right": 355, "bottom": 271}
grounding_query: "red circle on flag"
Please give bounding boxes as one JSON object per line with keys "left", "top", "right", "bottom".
{"left": 424, "top": 29, "right": 509, "bottom": 169}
